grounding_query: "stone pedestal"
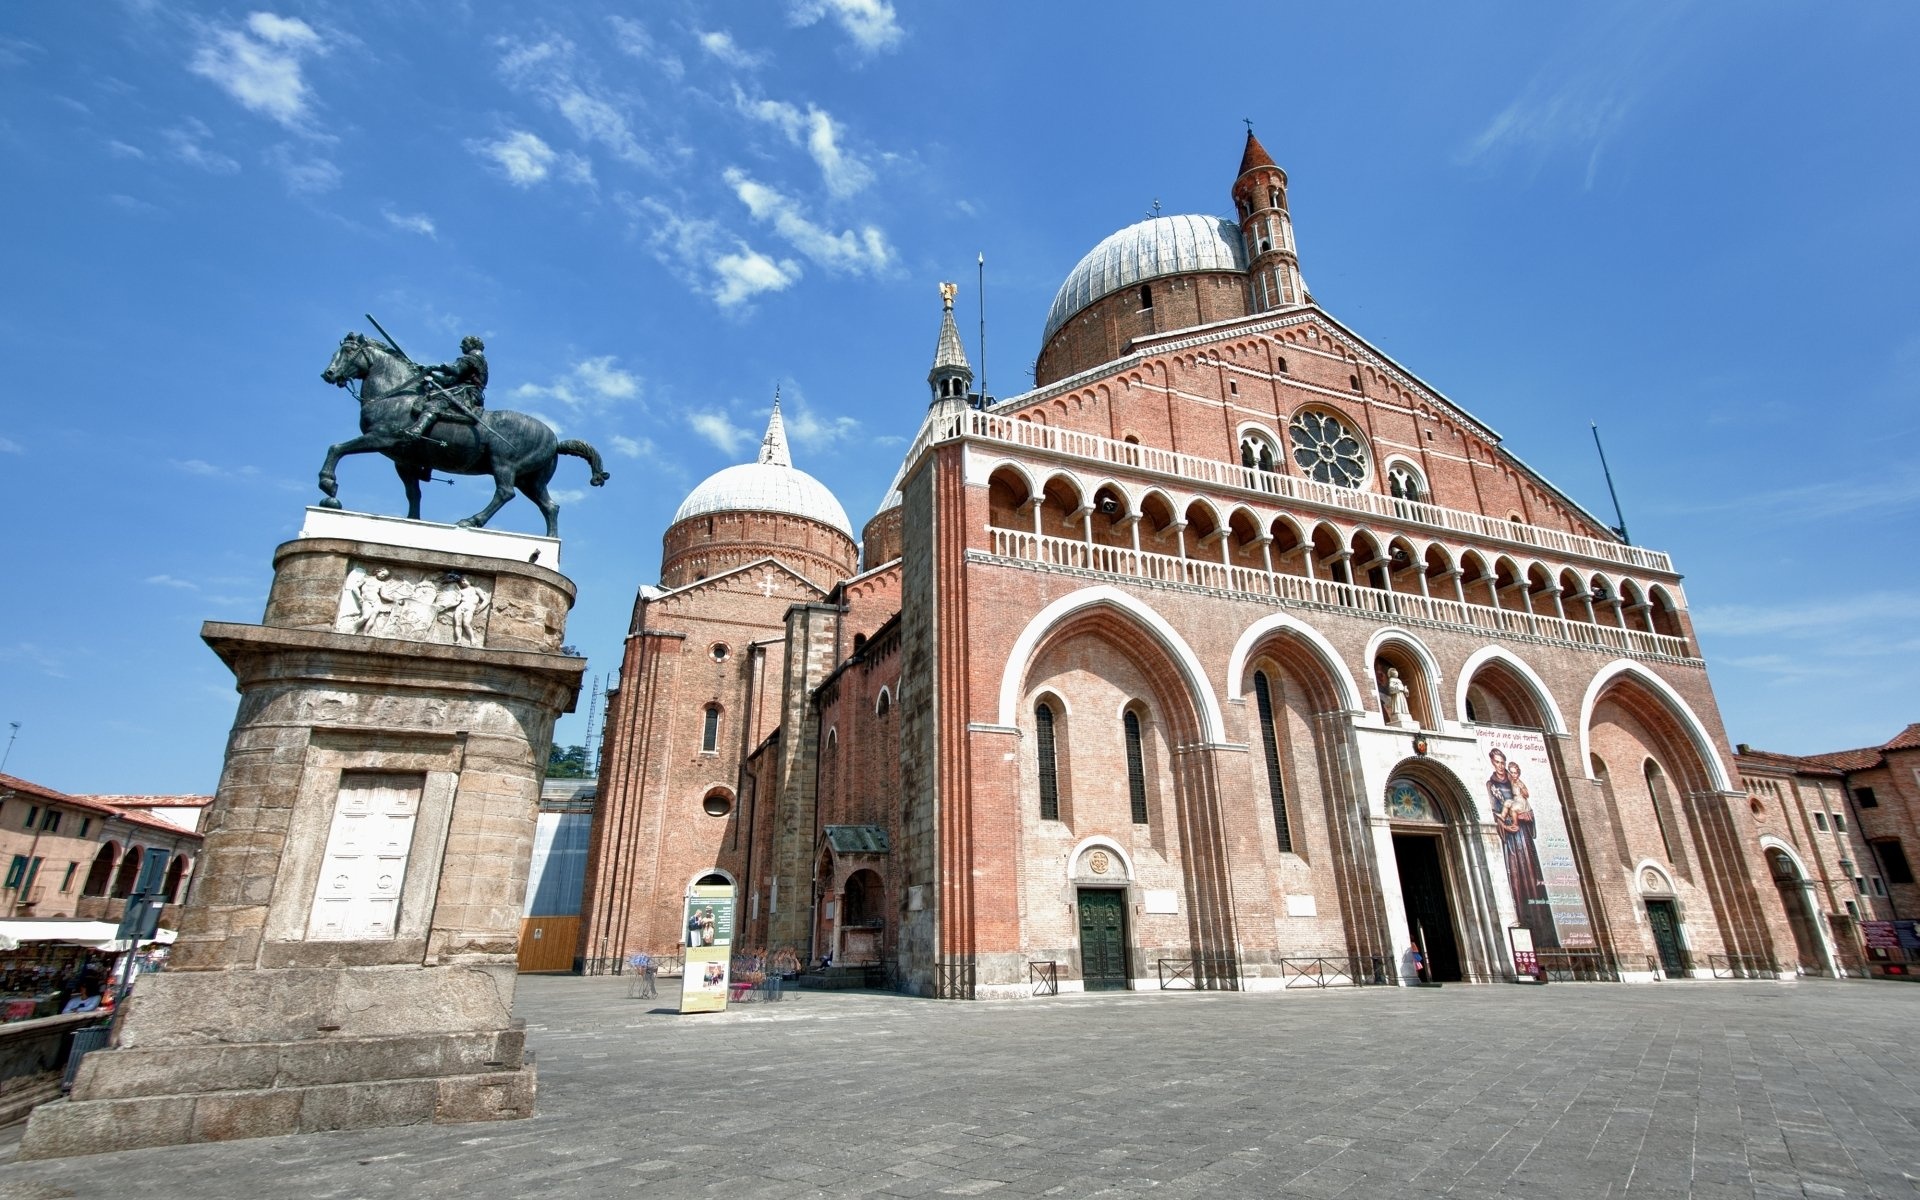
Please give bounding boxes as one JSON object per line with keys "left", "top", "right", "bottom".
{"left": 21, "top": 511, "right": 584, "bottom": 1158}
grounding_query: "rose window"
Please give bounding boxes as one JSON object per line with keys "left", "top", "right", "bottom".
{"left": 1289, "top": 410, "right": 1369, "bottom": 487}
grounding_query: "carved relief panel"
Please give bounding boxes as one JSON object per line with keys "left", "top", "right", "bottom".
{"left": 336, "top": 562, "right": 494, "bottom": 647}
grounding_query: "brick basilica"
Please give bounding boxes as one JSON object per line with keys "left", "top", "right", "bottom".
{"left": 577, "top": 131, "right": 1826, "bottom": 997}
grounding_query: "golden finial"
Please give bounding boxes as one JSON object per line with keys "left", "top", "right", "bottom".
{"left": 939, "top": 280, "right": 957, "bottom": 310}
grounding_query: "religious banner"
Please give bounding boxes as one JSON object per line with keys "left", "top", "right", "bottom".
{"left": 1473, "top": 727, "right": 1593, "bottom": 948}
{"left": 678, "top": 883, "right": 735, "bottom": 1014}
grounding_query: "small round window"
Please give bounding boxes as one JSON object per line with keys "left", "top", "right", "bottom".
{"left": 703, "top": 793, "right": 732, "bottom": 817}
{"left": 1288, "top": 409, "right": 1369, "bottom": 488}
{"left": 710, "top": 643, "right": 730, "bottom": 662}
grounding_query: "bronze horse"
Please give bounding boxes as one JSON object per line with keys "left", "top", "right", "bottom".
{"left": 318, "top": 332, "right": 609, "bottom": 537}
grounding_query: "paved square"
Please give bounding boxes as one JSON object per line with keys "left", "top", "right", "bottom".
{"left": 3, "top": 978, "right": 1918, "bottom": 1198}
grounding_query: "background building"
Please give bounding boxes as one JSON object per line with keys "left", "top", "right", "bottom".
{"left": 1735, "top": 726, "right": 1920, "bottom": 975}
{"left": 580, "top": 133, "right": 1810, "bottom": 995}
{"left": 0, "top": 773, "right": 202, "bottom": 922}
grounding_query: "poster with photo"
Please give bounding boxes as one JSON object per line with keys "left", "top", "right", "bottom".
{"left": 678, "top": 883, "right": 735, "bottom": 1014}
{"left": 1473, "top": 727, "right": 1594, "bottom": 948}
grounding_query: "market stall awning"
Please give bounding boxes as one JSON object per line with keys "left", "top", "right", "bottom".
{"left": 0, "top": 919, "right": 176, "bottom": 951}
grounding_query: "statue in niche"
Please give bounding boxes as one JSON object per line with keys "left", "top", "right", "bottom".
{"left": 1383, "top": 667, "right": 1415, "bottom": 728}
{"left": 336, "top": 563, "right": 493, "bottom": 647}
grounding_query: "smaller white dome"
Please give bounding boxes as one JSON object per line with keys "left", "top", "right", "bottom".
{"left": 674, "top": 461, "right": 854, "bottom": 539}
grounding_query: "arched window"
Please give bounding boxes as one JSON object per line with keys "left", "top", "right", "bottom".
{"left": 1139, "top": 284, "right": 1153, "bottom": 310}
{"left": 1252, "top": 672, "right": 1292, "bottom": 852}
{"left": 703, "top": 790, "right": 733, "bottom": 817}
{"left": 1268, "top": 186, "right": 1280, "bottom": 209}
{"left": 1642, "top": 759, "right": 1685, "bottom": 874}
{"left": 701, "top": 705, "right": 721, "bottom": 753}
{"left": 1035, "top": 701, "right": 1060, "bottom": 821}
{"left": 162, "top": 855, "right": 189, "bottom": 903}
{"left": 1387, "top": 462, "right": 1425, "bottom": 504}
{"left": 1276, "top": 355, "right": 1289, "bottom": 373}
{"left": 876, "top": 690, "right": 891, "bottom": 719}
{"left": 1123, "top": 710, "right": 1149, "bottom": 825}
{"left": 1239, "top": 429, "right": 1279, "bottom": 474}
{"left": 82, "top": 843, "right": 116, "bottom": 898}
{"left": 111, "top": 847, "right": 143, "bottom": 898}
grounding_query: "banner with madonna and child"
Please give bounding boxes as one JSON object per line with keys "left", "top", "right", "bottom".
{"left": 1473, "top": 727, "right": 1593, "bottom": 949}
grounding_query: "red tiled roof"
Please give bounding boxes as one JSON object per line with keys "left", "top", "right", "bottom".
{"left": 1237, "top": 130, "right": 1276, "bottom": 177}
{"left": 1733, "top": 748, "right": 1846, "bottom": 777}
{"left": 78, "top": 794, "right": 215, "bottom": 809}
{"left": 1747, "top": 724, "right": 1920, "bottom": 775}
{"left": 1801, "top": 748, "right": 1884, "bottom": 772}
{"left": 1883, "top": 723, "right": 1920, "bottom": 751}
{"left": 0, "top": 773, "right": 204, "bottom": 842}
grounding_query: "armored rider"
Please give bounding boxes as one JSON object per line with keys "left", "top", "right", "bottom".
{"left": 402, "top": 335, "right": 488, "bottom": 441}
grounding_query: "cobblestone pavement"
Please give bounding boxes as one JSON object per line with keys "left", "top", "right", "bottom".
{"left": 2, "top": 977, "right": 1917, "bottom": 1199}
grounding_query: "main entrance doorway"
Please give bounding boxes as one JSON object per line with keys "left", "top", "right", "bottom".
{"left": 1645, "top": 898, "right": 1686, "bottom": 975}
{"left": 1076, "top": 889, "right": 1129, "bottom": 990}
{"left": 1392, "top": 833, "right": 1463, "bottom": 982}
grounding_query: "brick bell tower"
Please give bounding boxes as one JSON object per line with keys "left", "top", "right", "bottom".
{"left": 1231, "top": 127, "right": 1307, "bottom": 313}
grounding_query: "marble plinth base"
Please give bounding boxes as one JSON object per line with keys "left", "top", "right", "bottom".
{"left": 18, "top": 525, "right": 582, "bottom": 1159}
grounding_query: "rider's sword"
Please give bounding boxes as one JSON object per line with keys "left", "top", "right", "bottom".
{"left": 364, "top": 313, "right": 412, "bottom": 364}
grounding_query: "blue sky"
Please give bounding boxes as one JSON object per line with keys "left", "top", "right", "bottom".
{"left": 3, "top": 2, "right": 1917, "bottom": 792}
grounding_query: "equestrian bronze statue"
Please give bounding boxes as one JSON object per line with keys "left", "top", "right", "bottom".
{"left": 318, "top": 327, "right": 609, "bottom": 537}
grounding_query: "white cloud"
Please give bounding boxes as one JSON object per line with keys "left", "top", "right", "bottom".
{"left": 189, "top": 11, "right": 327, "bottom": 129}
{"left": 788, "top": 0, "right": 903, "bottom": 54}
{"left": 1458, "top": 5, "right": 1688, "bottom": 188}
{"left": 170, "top": 458, "right": 259, "bottom": 479}
{"left": 0, "top": 436, "right": 23, "bottom": 454}
{"left": 498, "top": 36, "right": 655, "bottom": 170}
{"left": 733, "top": 88, "right": 873, "bottom": 197}
{"left": 713, "top": 248, "right": 802, "bottom": 308}
{"left": 698, "top": 30, "right": 766, "bottom": 70}
{"left": 690, "top": 411, "right": 750, "bottom": 454}
{"left": 106, "top": 139, "right": 146, "bottom": 160}
{"left": 607, "top": 17, "right": 684, "bottom": 81}
{"left": 165, "top": 119, "right": 240, "bottom": 174}
{"left": 382, "top": 209, "right": 436, "bottom": 237}
{"left": 610, "top": 434, "right": 654, "bottom": 459}
{"left": 268, "top": 144, "right": 339, "bottom": 193}
{"left": 108, "top": 194, "right": 161, "bottom": 215}
{"left": 723, "top": 168, "right": 892, "bottom": 274}
{"left": 144, "top": 574, "right": 200, "bottom": 591}
{"left": 1657, "top": 466, "right": 1920, "bottom": 523}
{"left": 473, "top": 130, "right": 557, "bottom": 186}
{"left": 1691, "top": 592, "right": 1914, "bottom": 639}
{"left": 783, "top": 401, "right": 858, "bottom": 450}
{"left": 635, "top": 198, "right": 802, "bottom": 310}
{"left": 513, "top": 356, "right": 644, "bottom": 412}
{"left": 0, "top": 37, "right": 43, "bottom": 67}
{"left": 575, "top": 356, "right": 639, "bottom": 401}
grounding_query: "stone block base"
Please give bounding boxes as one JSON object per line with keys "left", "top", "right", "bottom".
{"left": 17, "top": 1034, "right": 535, "bottom": 1160}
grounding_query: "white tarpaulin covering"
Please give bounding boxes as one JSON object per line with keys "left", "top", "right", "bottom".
{"left": 0, "top": 920, "right": 176, "bottom": 952}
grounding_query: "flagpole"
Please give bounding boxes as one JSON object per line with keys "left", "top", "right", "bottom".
{"left": 977, "top": 252, "right": 987, "bottom": 406}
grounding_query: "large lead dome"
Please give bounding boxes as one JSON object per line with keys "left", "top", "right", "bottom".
{"left": 1040, "top": 214, "right": 1247, "bottom": 344}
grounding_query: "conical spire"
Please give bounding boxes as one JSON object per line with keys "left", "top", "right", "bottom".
{"left": 928, "top": 281, "right": 973, "bottom": 405}
{"left": 1237, "top": 127, "right": 1276, "bottom": 178}
{"left": 757, "top": 389, "right": 792, "bottom": 468}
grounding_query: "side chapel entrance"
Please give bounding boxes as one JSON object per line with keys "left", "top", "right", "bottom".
{"left": 1076, "top": 889, "right": 1129, "bottom": 990}
{"left": 1644, "top": 898, "right": 1687, "bottom": 975}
